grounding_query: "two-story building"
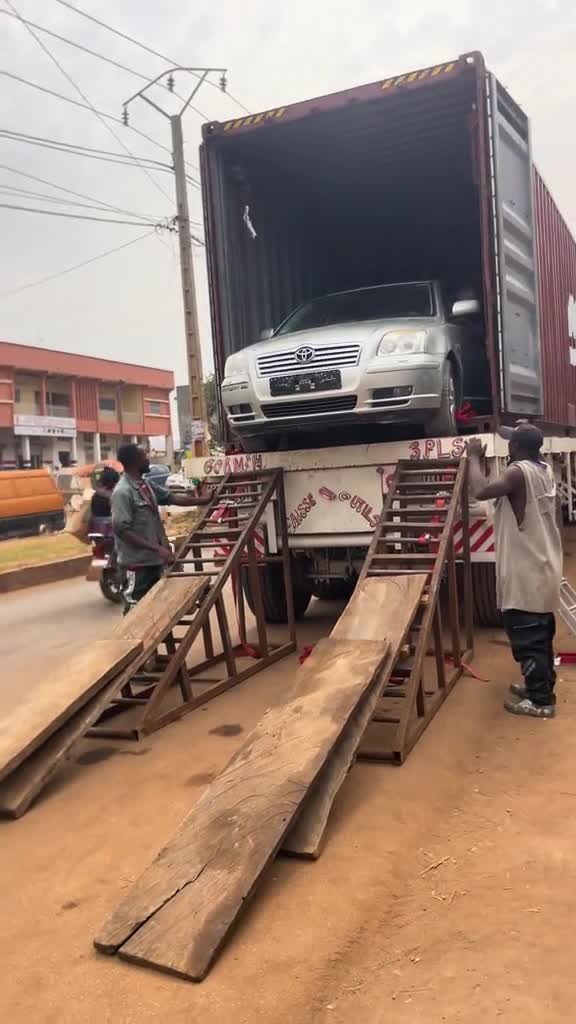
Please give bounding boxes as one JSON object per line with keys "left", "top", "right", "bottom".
{"left": 0, "top": 341, "right": 174, "bottom": 468}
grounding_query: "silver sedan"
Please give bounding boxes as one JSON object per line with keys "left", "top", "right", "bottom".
{"left": 221, "top": 281, "right": 488, "bottom": 446}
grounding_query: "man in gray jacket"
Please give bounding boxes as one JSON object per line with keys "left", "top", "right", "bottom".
{"left": 112, "top": 443, "right": 210, "bottom": 612}
{"left": 468, "top": 425, "right": 562, "bottom": 719}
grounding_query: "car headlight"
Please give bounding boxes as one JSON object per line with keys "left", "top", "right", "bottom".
{"left": 224, "top": 351, "right": 249, "bottom": 376}
{"left": 377, "top": 330, "right": 428, "bottom": 356}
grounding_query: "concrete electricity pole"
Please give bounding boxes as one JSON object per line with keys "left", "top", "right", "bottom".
{"left": 123, "top": 67, "right": 227, "bottom": 456}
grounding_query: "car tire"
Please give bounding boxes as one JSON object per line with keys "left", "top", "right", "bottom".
{"left": 241, "top": 558, "right": 312, "bottom": 623}
{"left": 428, "top": 360, "right": 458, "bottom": 437}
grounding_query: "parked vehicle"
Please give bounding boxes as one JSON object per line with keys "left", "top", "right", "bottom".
{"left": 221, "top": 281, "right": 489, "bottom": 445}
{"left": 0, "top": 468, "right": 65, "bottom": 538}
{"left": 144, "top": 463, "right": 172, "bottom": 488}
{"left": 87, "top": 525, "right": 122, "bottom": 603}
{"left": 192, "top": 52, "right": 576, "bottom": 625}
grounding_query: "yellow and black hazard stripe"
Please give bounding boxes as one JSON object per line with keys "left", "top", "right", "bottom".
{"left": 381, "top": 61, "right": 458, "bottom": 91}
{"left": 223, "top": 108, "right": 287, "bottom": 133}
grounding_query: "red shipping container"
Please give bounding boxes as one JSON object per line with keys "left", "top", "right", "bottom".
{"left": 534, "top": 170, "right": 576, "bottom": 429}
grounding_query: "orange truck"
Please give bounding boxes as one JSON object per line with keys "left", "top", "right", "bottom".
{"left": 0, "top": 469, "right": 65, "bottom": 538}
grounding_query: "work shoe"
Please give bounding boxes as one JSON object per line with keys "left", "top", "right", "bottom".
{"left": 509, "top": 682, "right": 528, "bottom": 699}
{"left": 503, "top": 697, "right": 555, "bottom": 719}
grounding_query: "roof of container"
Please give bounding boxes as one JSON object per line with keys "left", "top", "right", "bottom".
{"left": 203, "top": 51, "right": 483, "bottom": 141}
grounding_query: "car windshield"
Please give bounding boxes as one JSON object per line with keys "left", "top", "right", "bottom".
{"left": 276, "top": 283, "right": 434, "bottom": 335}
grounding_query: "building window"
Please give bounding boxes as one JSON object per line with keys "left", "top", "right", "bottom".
{"left": 14, "top": 387, "right": 20, "bottom": 403}
{"left": 99, "top": 396, "right": 116, "bottom": 412}
{"left": 47, "top": 392, "right": 69, "bottom": 407}
{"left": 149, "top": 401, "right": 162, "bottom": 415}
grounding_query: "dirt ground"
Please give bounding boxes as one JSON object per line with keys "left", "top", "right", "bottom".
{"left": 2, "top": 573, "right": 576, "bottom": 1021}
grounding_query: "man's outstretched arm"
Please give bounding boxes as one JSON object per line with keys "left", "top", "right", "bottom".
{"left": 467, "top": 438, "right": 524, "bottom": 501}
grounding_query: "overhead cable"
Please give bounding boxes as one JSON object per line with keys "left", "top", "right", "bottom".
{"left": 0, "top": 229, "right": 157, "bottom": 298}
{"left": 0, "top": 160, "right": 164, "bottom": 220}
{"left": 52, "top": 0, "right": 252, "bottom": 115}
{"left": 4, "top": 0, "right": 174, "bottom": 204}
{"left": 0, "top": 200, "right": 163, "bottom": 227}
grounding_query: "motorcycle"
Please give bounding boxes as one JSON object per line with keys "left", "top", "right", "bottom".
{"left": 86, "top": 524, "right": 123, "bottom": 604}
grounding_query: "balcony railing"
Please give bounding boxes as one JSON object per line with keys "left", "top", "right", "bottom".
{"left": 47, "top": 404, "right": 72, "bottom": 417}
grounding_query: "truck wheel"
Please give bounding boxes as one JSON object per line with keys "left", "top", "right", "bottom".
{"left": 472, "top": 563, "right": 501, "bottom": 627}
{"left": 241, "top": 558, "right": 312, "bottom": 623}
{"left": 311, "top": 579, "right": 356, "bottom": 601}
{"left": 428, "top": 361, "right": 457, "bottom": 437}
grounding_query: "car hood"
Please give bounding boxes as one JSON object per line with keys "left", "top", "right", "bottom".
{"left": 244, "top": 318, "right": 436, "bottom": 356}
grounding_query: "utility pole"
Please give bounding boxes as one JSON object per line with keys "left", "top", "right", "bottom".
{"left": 123, "top": 67, "right": 227, "bottom": 456}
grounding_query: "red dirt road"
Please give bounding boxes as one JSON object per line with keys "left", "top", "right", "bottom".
{"left": 1, "top": 584, "right": 576, "bottom": 1022}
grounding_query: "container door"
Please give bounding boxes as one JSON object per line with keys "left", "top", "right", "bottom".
{"left": 487, "top": 74, "right": 542, "bottom": 415}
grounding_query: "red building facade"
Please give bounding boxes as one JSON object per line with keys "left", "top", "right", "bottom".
{"left": 0, "top": 341, "right": 174, "bottom": 468}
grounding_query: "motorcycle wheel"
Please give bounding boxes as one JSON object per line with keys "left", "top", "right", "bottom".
{"left": 99, "top": 568, "right": 123, "bottom": 604}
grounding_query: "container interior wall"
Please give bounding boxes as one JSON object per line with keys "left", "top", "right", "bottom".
{"left": 534, "top": 170, "right": 576, "bottom": 429}
{"left": 204, "top": 70, "right": 485, "bottom": 381}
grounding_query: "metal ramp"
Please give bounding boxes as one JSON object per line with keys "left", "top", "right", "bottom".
{"left": 357, "top": 458, "right": 474, "bottom": 763}
{"left": 89, "top": 469, "right": 296, "bottom": 740}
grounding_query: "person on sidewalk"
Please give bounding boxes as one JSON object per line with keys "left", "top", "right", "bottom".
{"left": 112, "top": 443, "right": 210, "bottom": 613}
{"left": 468, "top": 425, "right": 562, "bottom": 719}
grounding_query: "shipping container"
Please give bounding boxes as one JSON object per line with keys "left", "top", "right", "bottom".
{"left": 201, "top": 50, "right": 576, "bottom": 434}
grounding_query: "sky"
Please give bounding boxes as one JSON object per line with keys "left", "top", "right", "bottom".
{"left": 0, "top": 0, "right": 575, "bottom": 389}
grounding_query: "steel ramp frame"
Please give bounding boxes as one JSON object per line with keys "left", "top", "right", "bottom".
{"left": 356, "top": 458, "right": 473, "bottom": 763}
{"left": 88, "top": 469, "right": 296, "bottom": 741}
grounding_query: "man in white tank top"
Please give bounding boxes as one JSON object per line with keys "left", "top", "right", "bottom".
{"left": 468, "top": 425, "right": 562, "bottom": 719}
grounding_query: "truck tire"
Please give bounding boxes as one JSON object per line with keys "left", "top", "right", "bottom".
{"left": 472, "top": 563, "right": 501, "bottom": 627}
{"left": 428, "top": 361, "right": 458, "bottom": 437}
{"left": 311, "top": 579, "right": 356, "bottom": 601}
{"left": 241, "top": 558, "right": 312, "bottom": 624}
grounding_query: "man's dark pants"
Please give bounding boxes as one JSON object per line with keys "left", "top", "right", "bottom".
{"left": 121, "top": 565, "right": 163, "bottom": 614}
{"left": 502, "top": 609, "right": 556, "bottom": 706}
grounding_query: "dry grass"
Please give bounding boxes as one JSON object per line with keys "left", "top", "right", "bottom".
{"left": 0, "top": 532, "right": 87, "bottom": 573}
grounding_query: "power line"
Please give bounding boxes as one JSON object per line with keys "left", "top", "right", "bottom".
{"left": 0, "top": 200, "right": 163, "bottom": 227}
{"left": 0, "top": 8, "right": 211, "bottom": 124}
{"left": 0, "top": 128, "right": 200, "bottom": 184}
{"left": 52, "top": 0, "right": 252, "bottom": 116}
{"left": 0, "top": 71, "right": 166, "bottom": 154}
{"left": 4, "top": 0, "right": 174, "bottom": 205}
{"left": 0, "top": 230, "right": 157, "bottom": 298}
{"left": 0, "top": 182, "right": 160, "bottom": 218}
{"left": 0, "top": 161, "right": 164, "bottom": 220}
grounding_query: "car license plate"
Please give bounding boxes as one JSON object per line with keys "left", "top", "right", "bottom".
{"left": 270, "top": 370, "right": 342, "bottom": 396}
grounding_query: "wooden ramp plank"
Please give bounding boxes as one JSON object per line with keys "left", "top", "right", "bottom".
{"left": 112, "top": 575, "right": 209, "bottom": 648}
{"left": 94, "top": 636, "right": 389, "bottom": 980}
{"left": 0, "top": 575, "right": 209, "bottom": 817}
{"left": 0, "top": 676, "right": 123, "bottom": 818}
{"left": 0, "top": 639, "right": 141, "bottom": 785}
{"left": 282, "top": 575, "right": 426, "bottom": 858}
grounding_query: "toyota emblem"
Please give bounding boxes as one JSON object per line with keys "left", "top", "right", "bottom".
{"left": 295, "top": 346, "right": 314, "bottom": 364}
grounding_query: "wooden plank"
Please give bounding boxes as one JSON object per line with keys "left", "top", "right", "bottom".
{"left": 0, "top": 639, "right": 141, "bottom": 785}
{"left": 282, "top": 575, "right": 426, "bottom": 858}
{"left": 113, "top": 575, "right": 209, "bottom": 649}
{"left": 331, "top": 575, "right": 426, "bottom": 644}
{"left": 94, "top": 636, "right": 389, "bottom": 980}
{"left": 0, "top": 675, "right": 125, "bottom": 818}
{"left": 0, "top": 576, "right": 210, "bottom": 817}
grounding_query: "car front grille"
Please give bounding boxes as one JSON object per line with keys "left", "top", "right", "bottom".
{"left": 257, "top": 344, "right": 360, "bottom": 377}
{"left": 261, "top": 396, "right": 358, "bottom": 419}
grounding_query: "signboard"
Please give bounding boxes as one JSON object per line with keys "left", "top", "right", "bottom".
{"left": 13, "top": 414, "right": 76, "bottom": 438}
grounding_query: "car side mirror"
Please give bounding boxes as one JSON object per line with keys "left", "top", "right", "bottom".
{"left": 259, "top": 328, "right": 274, "bottom": 340}
{"left": 452, "top": 299, "right": 480, "bottom": 317}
